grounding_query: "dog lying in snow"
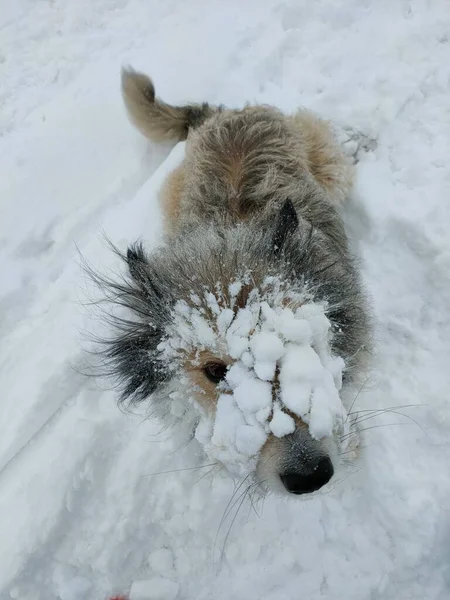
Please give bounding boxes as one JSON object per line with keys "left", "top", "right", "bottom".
{"left": 96, "top": 67, "right": 372, "bottom": 496}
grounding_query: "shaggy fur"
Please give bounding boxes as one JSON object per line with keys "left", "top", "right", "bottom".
{"left": 95, "top": 67, "right": 372, "bottom": 495}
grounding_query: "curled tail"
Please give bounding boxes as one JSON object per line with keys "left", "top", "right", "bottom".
{"left": 121, "top": 67, "right": 218, "bottom": 142}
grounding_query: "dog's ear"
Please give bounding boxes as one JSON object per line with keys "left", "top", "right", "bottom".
{"left": 273, "top": 199, "right": 299, "bottom": 255}
{"left": 105, "top": 323, "right": 168, "bottom": 405}
{"left": 127, "top": 243, "right": 147, "bottom": 284}
{"left": 98, "top": 243, "right": 171, "bottom": 406}
{"left": 126, "top": 242, "right": 164, "bottom": 302}
{"left": 125, "top": 243, "right": 170, "bottom": 305}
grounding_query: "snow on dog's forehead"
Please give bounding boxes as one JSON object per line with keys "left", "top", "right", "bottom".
{"left": 158, "top": 276, "right": 345, "bottom": 476}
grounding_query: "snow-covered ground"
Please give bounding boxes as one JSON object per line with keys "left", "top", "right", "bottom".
{"left": 1, "top": 0, "right": 450, "bottom": 598}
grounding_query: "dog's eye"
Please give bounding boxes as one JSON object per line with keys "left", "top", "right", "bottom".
{"left": 203, "top": 362, "right": 228, "bottom": 384}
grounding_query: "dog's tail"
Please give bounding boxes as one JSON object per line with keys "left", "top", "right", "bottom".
{"left": 121, "top": 67, "right": 217, "bottom": 142}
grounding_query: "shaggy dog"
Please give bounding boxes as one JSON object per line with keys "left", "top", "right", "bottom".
{"left": 95, "top": 68, "right": 372, "bottom": 496}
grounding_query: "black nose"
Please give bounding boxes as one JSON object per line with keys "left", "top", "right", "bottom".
{"left": 280, "top": 457, "right": 334, "bottom": 495}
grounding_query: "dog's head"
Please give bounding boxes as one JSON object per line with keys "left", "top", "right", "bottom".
{"left": 99, "top": 201, "right": 369, "bottom": 495}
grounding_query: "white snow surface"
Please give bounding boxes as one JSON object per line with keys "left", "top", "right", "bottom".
{"left": 1, "top": 1, "right": 450, "bottom": 599}
{"left": 130, "top": 578, "right": 179, "bottom": 600}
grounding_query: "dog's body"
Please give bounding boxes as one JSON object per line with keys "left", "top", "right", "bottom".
{"left": 100, "top": 69, "right": 372, "bottom": 496}
{"left": 122, "top": 69, "right": 354, "bottom": 237}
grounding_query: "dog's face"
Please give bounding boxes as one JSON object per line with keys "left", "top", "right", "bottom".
{"left": 159, "top": 277, "right": 351, "bottom": 496}
{"left": 101, "top": 202, "right": 366, "bottom": 496}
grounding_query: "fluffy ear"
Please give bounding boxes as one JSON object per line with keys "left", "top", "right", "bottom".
{"left": 126, "top": 242, "right": 165, "bottom": 302}
{"left": 104, "top": 322, "right": 168, "bottom": 405}
{"left": 273, "top": 199, "right": 299, "bottom": 255}
{"left": 97, "top": 243, "right": 171, "bottom": 406}
{"left": 127, "top": 243, "right": 147, "bottom": 283}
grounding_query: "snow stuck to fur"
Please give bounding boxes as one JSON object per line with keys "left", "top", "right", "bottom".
{"left": 159, "top": 277, "right": 345, "bottom": 475}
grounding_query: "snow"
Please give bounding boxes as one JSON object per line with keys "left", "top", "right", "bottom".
{"left": 147, "top": 548, "right": 175, "bottom": 578}
{"left": 253, "top": 360, "right": 276, "bottom": 381}
{"left": 1, "top": 1, "right": 450, "bottom": 599}
{"left": 129, "top": 579, "right": 179, "bottom": 600}
{"left": 160, "top": 279, "right": 344, "bottom": 474}
{"left": 250, "top": 331, "right": 285, "bottom": 363}
{"left": 233, "top": 379, "right": 273, "bottom": 414}
{"left": 269, "top": 403, "right": 296, "bottom": 438}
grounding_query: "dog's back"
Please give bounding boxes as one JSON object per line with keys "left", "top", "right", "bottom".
{"left": 121, "top": 68, "right": 354, "bottom": 251}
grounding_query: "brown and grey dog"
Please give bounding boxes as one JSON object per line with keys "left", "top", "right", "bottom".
{"left": 97, "top": 68, "right": 372, "bottom": 496}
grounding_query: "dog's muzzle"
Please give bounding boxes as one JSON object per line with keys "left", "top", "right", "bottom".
{"left": 280, "top": 456, "right": 334, "bottom": 494}
{"left": 277, "top": 428, "right": 335, "bottom": 495}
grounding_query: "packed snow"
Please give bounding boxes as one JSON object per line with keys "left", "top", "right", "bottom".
{"left": 1, "top": 1, "right": 450, "bottom": 599}
{"left": 129, "top": 579, "right": 179, "bottom": 600}
{"left": 161, "top": 278, "right": 345, "bottom": 476}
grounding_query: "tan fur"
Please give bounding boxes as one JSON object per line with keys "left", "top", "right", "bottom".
{"left": 185, "top": 370, "right": 228, "bottom": 413}
{"left": 289, "top": 110, "right": 354, "bottom": 204}
{"left": 122, "top": 68, "right": 187, "bottom": 142}
{"left": 121, "top": 68, "right": 217, "bottom": 143}
{"left": 184, "top": 351, "right": 232, "bottom": 412}
{"left": 163, "top": 106, "right": 353, "bottom": 236}
{"left": 160, "top": 164, "right": 185, "bottom": 234}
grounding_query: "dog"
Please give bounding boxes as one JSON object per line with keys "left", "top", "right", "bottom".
{"left": 95, "top": 67, "right": 372, "bottom": 496}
